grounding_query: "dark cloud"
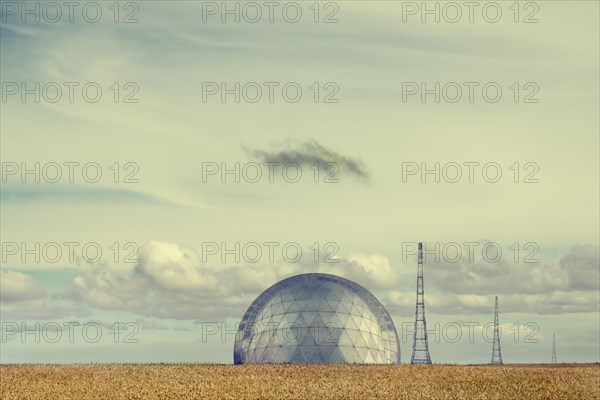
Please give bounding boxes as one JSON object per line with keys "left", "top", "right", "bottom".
{"left": 245, "top": 139, "right": 369, "bottom": 182}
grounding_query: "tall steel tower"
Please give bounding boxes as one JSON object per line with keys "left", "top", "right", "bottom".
{"left": 491, "top": 296, "right": 503, "bottom": 365}
{"left": 411, "top": 242, "right": 432, "bottom": 364}
{"left": 551, "top": 333, "right": 557, "bottom": 364}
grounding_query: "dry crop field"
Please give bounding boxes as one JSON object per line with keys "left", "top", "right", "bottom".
{"left": 1, "top": 363, "right": 598, "bottom": 400}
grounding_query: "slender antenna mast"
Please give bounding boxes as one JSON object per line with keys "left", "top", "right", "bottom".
{"left": 551, "top": 333, "right": 557, "bottom": 364}
{"left": 411, "top": 242, "right": 432, "bottom": 364}
{"left": 491, "top": 296, "right": 503, "bottom": 364}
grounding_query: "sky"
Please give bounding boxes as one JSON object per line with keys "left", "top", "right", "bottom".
{"left": 0, "top": 0, "right": 599, "bottom": 364}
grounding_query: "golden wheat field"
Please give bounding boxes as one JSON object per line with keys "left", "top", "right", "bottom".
{"left": 1, "top": 364, "right": 598, "bottom": 400}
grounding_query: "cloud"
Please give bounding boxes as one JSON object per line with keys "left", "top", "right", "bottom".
{"left": 560, "top": 244, "right": 599, "bottom": 291}
{"left": 61, "top": 241, "right": 599, "bottom": 320}
{"left": 385, "top": 291, "right": 599, "bottom": 317}
{"left": 0, "top": 271, "right": 89, "bottom": 319}
{"left": 387, "top": 244, "right": 599, "bottom": 316}
{"left": 62, "top": 241, "right": 398, "bottom": 320}
{"left": 408, "top": 243, "right": 599, "bottom": 296}
{"left": 0, "top": 299, "right": 90, "bottom": 320}
{"left": 0, "top": 271, "right": 46, "bottom": 302}
{"left": 245, "top": 139, "right": 369, "bottom": 182}
{"left": 319, "top": 253, "right": 401, "bottom": 290}
{"left": 173, "top": 326, "right": 192, "bottom": 332}
{"left": 134, "top": 241, "right": 219, "bottom": 292}
{"left": 68, "top": 267, "right": 148, "bottom": 311}
{"left": 136, "top": 317, "right": 169, "bottom": 331}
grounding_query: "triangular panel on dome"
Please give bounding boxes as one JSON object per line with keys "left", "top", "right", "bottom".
{"left": 289, "top": 347, "right": 306, "bottom": 363}
{"left": 339, "top": 346, "right": 361, "bottom": 363}
{"left": 308, "top": 347, "right": 325, "bottom": 363}
{"left": 359, "top": 330, "right": 373, "bottom": 346}
{"left": 280, "top": 345, "right": 297, "bottom": 361}
{"left": 350, "top": 304, "right": 364, "bottom": 317}
{"left": 259, "top": 347, "right": 274, "bottom": 363}
{"left": 271, "top": 302, "right": 285, "bottom": 315}
{"left": 359, "top": 319, "right": 372, "bottom": 334}
{"left": 370, "top": 348, "right": 383, "bottom": 364}
{"left": 336, "top": 300, "right": 352, "bottom": 314}
{"left": 345, "top": 328, "right": 360, "bottom": 343}
{"left": 364, "top": 349, "right": 375, "bottom": 364}
{"left": 294, "top": 286, "right": 311, "bottom": 301}
{"left": 316, "top": 311, "right": 334, "bottom": 325}
{"left": 351, "top": 315, "right": 364, "bottom": 330}
{"left": 281, "top": 326, "right": 301, "bottom": 346}
{"left": 300, "top": 345, "right": 317, "bottom": 361}
{"left": 313, "top": 284, "right": 331, "bottom": 299}
{"left": 326, "top": 286, "right": 343, "bottom": 301}
{"left": 355, "top": 346, "right": 369, "bottom": 361}
{"left": 280, "top": 289, "right": 295, "bottom": 303}
{"left": 317, "top": 299, "right": 335, "bottom": 313}
{"left": 326, "top": 296, "right": 341, "bottom": 310}
{"left": 271, "top": 347, "right": 285, "bottom": 363}
{"left": 255, "top": 331, "right": 270, "bottom": 349}
{"left": 293, "top": 313, "right": 308, "bottom": 329}
{"left": 283, "top": 299, "right": 300, "bottom": 312}
{"left": 329, "top": 347, "right": 346, "bottom": 363}
{"left": 367, "top": 334, "right": 379, "bottom": 349}
{"left": 337, "top": 330, "right": 353, "bottom": 347}
{"left": 335, "top": 312, "right": 350, "bottom": 326}
{"left": 353, "top": 331, "right": 368, "bottom": 348}
{"left": 298, "top": 330, "right": 317, "bottom": 347}
{"left": 301, "top": 311, "right": 318, "bottom": 326}
{"left": 344, "top": 316, "right": 359, "bottom": 331}
{"left": 311, "top": 313, "right": 327, "bottom": 333}
{"left": 318, "top": 344, "right": 337, "bottom": 362}
{"left": 321, "top": 312, "right": 342, "bottom": 328}
{"left": 278, "top": 311, "right": 299, "bottom": 326}
{"left": 324, "top": 323, "right": 342, "bottom": 343}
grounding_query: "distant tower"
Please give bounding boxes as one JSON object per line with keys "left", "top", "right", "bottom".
{"left": 411, "top": 242, "right": 432, "bottom": 364}
{"left": 491, "top": 296, "right": 503, "bottom": 365}
{"left": 551, "top": 333, "right": 557, "bottom": 364}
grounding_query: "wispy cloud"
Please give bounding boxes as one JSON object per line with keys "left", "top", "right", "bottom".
{"left": 0, "top": 184, "right": 215, "bottom": 210}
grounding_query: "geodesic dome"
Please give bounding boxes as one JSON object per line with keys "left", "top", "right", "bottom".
{"left": 233, "top": 273, "right": 400, "bottom": 364}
